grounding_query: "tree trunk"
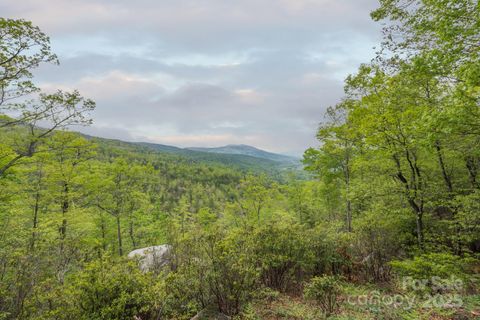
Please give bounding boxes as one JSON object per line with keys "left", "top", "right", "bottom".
{"left": 101, "top": 214, "right": 107, "bottom": 251}
{"left": 129, "top": 221, "right": 136, "bottom": 248}
{"left": 435, "top": 141, "right": 453, "bottom": 193}
{"left": 346, "top": 199, "right": 352, "bottom": 233}
{"left": 435, "top": 142, "right": 463, "bottom": 253}
{"left": 0, "top": 154, "right": 24, "bottom": 177}
{"left": 466, "top": 156, "right": 479, "bottom": 189}
{"left": 344, "top": 150, "right": 352, "bottom": 232}
{"left": 30, "top": 191, "right": 40, "bottom": 250}
{"left": 416, "top": 213, "right": 424, "bottom": 249}
{"left": 59, "top": 182, "right": 69, "bottom": 256}
{"left": 393, "top": 154, "right": 424, "bottom": 248}
{"left": 116, "top": 214, "right": 123, "bottom": 256}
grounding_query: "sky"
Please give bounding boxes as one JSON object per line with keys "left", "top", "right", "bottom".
{"left": 1, "top": 0, "right": 382, "bottom": 155}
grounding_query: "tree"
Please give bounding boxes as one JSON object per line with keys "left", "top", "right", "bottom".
{"left": 0, "top": 18, "right": 95, "bottom": 177}
{"left": 92, "top": 159, "right": 148, "bottom": 256}
{"left": 0, "top": 18, "right": 57, "bottom": 106}
{"left": 236, "top": 174, "right": 272, "bottom": 221}
{"left": 304, "top": 101, "right": 357, "bottom": 232}
{"left": 0, "top": 90, "right": 95, "bottom": 176}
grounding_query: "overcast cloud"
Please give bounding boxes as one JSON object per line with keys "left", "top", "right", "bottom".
{"left": 1, "top": 0, "right": 382, "bottom": 155}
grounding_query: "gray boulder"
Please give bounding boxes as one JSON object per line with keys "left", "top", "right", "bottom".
{"left": 127, "top": 244, "right": 172, "bottom": 272}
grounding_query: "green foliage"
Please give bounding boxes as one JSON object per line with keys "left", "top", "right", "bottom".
{"left": 391, "top": 253, "right": 476, "bottom": 293}
{"left": 304, "top": 275, "right": 344, "bottom": 317}
{"left": 304, "top": 0, "right": 480, "bottom": 271}
{"left": 0, "top": 18, "right": 57, "bottom": 104}
{"left": 168, "top": 222, "right": 261, "bottom": 317}
{"left": 250, "top": 218, "right": 315, "bottom": 291}
{"left": 1, "top": 3, "right": 480, "bottom": 319}
{"left": 63, "top": 257, "right": 160, "bottom": 320}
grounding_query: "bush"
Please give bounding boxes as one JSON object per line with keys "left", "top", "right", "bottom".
{"left": 168, "top": 224, "right": 259, "bottom": 317}
{"left": 162, "top": 264, "right": 206, "bottom": 319}
{"left": 303, "top": 275, "right": 343, "bottom": 317}
{"left": 64, "top": 256, "right": 160, "bottom": 320}
{"left": 250, "top": 219, "right": 315, "bottom": 292}
{"left": 390, "top": 253, "right": 476, "bottom": 294}
{"left": 251, "top": 287, "right": 280, "bottom": 303}
{"left": 204, "top": 229, "right": 259, "bottom": 316}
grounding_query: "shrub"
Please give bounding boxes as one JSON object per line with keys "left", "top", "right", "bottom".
{"left": 203, "top": 228, "right": 259, "bottom": 316}
{"left": 390, "top": 253, "right": 476, "bottom": 294}
{"left": 250, "top": 219, "right": 315, "bottom": 292}
{"left": 252, "top": 287, "right": 280, "bottom": 303}
{"left": 303, "top": 275, "right": 343, "bottom": 317}
{"left": 168, "top": 225, "right": 259, "bottom": 317}
{"left": 162, "top": 264, "right": 206, "bottom": 319}
{"left": 65, "top": 256, "right": 160, "bottom": 320}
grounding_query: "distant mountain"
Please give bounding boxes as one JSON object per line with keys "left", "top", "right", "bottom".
{"left": 186, "top": 144, "right": 299, "bottom": 164}
{"left": 81, "top": 135, "right": 303, "bottom": 176}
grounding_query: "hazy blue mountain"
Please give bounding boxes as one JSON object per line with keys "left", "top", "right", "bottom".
{"left": 81, "top": 134, "right": 304, "bottom": 177}
{"left": 186, "top": 144, "right": 299, "bottom": 164}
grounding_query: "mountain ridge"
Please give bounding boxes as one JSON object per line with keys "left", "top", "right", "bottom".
{"left": 185, "top": 144, "right": 299, "bottom": 164}
{"left": 80, "top": 134, "right": 303, "bottom": 175}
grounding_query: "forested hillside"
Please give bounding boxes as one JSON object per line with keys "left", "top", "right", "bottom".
{"left": 1, "top": 1, "right": 480, "bottom": 319}
{"left": 186, "top": 145, "right": 299, "bottom": 164}
{"left": 87, "top": 136, "right": 301, "bottom": 176}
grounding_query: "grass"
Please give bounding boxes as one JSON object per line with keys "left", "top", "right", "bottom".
{"left": 236, "top": 286, "right": 480, "bottom": 320}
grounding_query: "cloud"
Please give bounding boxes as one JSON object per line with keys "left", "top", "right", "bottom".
{"left": 2, "top": 0, "right": 382, "bottom": 155}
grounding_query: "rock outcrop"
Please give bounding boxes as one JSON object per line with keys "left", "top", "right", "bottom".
{"left": 127, "top": 244, "right": 172, "bottom": 272}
